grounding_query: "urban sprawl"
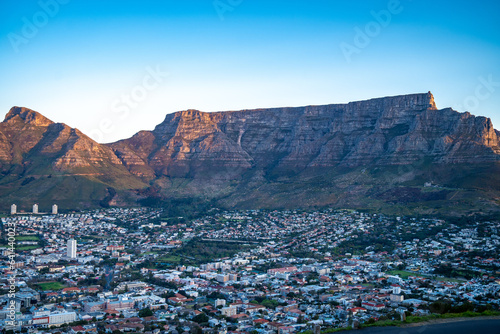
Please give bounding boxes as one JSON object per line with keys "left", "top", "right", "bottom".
{"left": 1, "top": 208, "right": 500, "bottom": 333}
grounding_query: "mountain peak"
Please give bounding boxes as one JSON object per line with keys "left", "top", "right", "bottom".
{"left": 4, "top": 106, "right": 54, "bottom": 126}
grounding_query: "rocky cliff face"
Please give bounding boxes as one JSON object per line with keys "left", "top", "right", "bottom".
{"left": 0, "top": 107, "right": 145, "bottom": 209}
{"left": 110, "top": 92, "right": 500, "bottom": 181}
{"left": 0, "top": 107, "right": 132, "bottom": 172}
{"left": 1, "top": 92, "right": 499, "bottom": 213}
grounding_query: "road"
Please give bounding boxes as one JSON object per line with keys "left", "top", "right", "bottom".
{"left": 346, "top": 318, "right": 500, "bottom": 334}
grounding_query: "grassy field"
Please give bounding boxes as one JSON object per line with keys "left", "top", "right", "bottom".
{"left": 17, "top": 245, "right": 40, "bottom": 251}
{"left": 13, "top": 235, "right": 41, "bottom": 251}
{"left": 157, "top": 255, "right": 183, "bottom": 264}
{"left": 432, "top": 276, "right": 465, "bottom": 283}
{"left": 143, "top": 251, "right": 159, "bottom": 255}
{"left": 16, "top": 235, "right": 40, "bottom": 241}
{"left": 388, "top": 270, "right": 464, "bottom": 283}
{"left": 387, "top": 270, "right": 415, "bottom": 279}
{"left": 36, "top": 282, "right": 65, "bottom": 291}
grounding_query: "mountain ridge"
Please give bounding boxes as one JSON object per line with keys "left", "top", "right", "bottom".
{"left": 0, "top": 106, "right": 146, "bottom": 209}
{"left": 110, "top": 91, "right": 499, "bottom": 173}
{"left": 1, "top": 92, "right": 500, "bottom": 214}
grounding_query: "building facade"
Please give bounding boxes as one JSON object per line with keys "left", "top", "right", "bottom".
{"left": 67, "top": 239, "right": 77, "bottom": 258}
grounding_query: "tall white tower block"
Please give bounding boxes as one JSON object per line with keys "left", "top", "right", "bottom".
{"left": 67, "top": 239, "right": 77, "bottom": 258}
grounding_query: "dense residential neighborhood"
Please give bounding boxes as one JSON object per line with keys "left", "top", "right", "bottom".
{"left": 1, "top": 208, "right": 500, "bottom": 333}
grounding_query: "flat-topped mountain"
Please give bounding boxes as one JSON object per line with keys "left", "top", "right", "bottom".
{"left": 111, "top": 92, "right": 499, "bottom": 176}
{"left": 2, "top": 93, "right": 500, "bottom": 214}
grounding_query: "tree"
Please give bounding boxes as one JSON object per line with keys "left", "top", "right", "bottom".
{"left": 39, "top": 267, "right": 50, "bottom": 274}
{"left": 139, "top": 308, "right": 153, "bottom": 317}
{"left": 261, "top": 299, "right": 279, "bottom": 309}
{"left": 191, "top": 326, "right": 202, "bottom": 334}
{"left": 192, "top": 312, "right": 209, "bottom": 324}
{"left": 429, "top": 301, "right": 451, "bottom": 314}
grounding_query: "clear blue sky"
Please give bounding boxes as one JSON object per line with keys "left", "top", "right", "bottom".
{"left": 1, "top": 0, "right": 499, "bottom": 142}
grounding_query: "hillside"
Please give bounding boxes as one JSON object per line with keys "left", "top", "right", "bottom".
{"left": 0, "top": 107, "right": 146, "bottom": 210}
{"left": 109, "top": 92, "right": 500, "bottom": 215}
{"left": 2, "top": 93, "right": 500, "bottom": 215}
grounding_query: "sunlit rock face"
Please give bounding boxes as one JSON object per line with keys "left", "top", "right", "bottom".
{"left": 1, "top": 92, "right": 499, "bottom": 209}
{"left": 110, "top": 92, "right": 500, "bottom": 180}
{"left": 0, "top": 107, "right": 126, "bottom": 171}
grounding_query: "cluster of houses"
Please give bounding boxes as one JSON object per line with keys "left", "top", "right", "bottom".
{"left": 1, "top": 208, "right": 499, "bottom": 333}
